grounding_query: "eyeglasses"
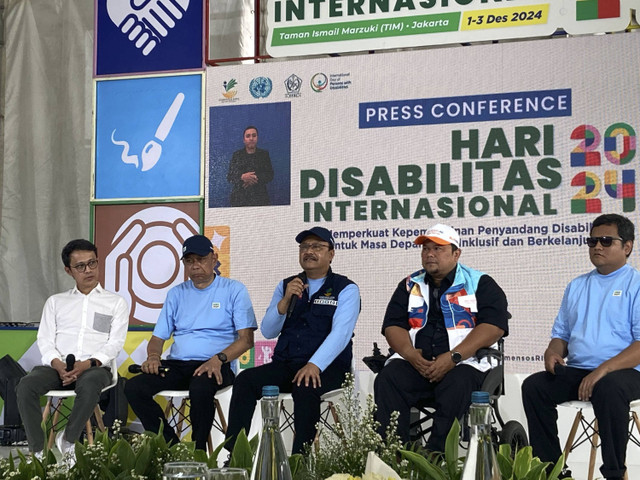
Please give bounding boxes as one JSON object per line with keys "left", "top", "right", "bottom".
{"left": 299, "top": 242, "right": 331, "bottom": 252}
{"left": 70, "top": 259, "right": 98, "bottom": 273}
{"left": 586, "top": 236, "right": 624, "bottom": 248}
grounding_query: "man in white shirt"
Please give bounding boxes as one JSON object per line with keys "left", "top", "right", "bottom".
{"left": 16, "top": 239, "right": 129, "bottom": 460}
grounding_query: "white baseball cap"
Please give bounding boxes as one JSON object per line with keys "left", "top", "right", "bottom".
{"left": 414, "top": 223, "right": 460, "bottom": 248}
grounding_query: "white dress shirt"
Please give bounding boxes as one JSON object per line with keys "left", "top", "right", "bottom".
{"left": 37, "top": 283, "right": 130, "bottom": 367}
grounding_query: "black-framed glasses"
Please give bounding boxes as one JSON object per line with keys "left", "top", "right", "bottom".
{"left": 299, "top": 242, "right": 331, "bottom": 252}
{"left": 586, "top": 236, "right": 624, "bottom": 248}
{"left": 70, "top": 259, "right": 98, "bottom": 273}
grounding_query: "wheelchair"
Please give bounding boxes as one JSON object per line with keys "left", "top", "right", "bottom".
{"left": 364, "top": 339, "right": 528, "bottom": 454}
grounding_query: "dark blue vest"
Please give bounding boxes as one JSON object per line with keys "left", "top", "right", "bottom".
{"left": 272, "top": 269, "right": 354, "bottom": 370}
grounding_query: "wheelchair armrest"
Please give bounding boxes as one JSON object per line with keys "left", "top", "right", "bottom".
{"left": 475, "top": 347, "right": 502, "bottom": 362}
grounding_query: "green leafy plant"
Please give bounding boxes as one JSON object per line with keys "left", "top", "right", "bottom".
{"left": 401, "top": 419, "right": 572, "bottom": 480}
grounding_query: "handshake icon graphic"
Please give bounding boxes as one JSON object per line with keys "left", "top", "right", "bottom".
{"left": 106, "top": 0, "right": 190, "bottom": 56}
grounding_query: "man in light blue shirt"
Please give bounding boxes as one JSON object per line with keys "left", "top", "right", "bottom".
{"left": 125, "top": 235, "right": 257, "bottom": 451}
{"left": 522, "top": 214, "right": 640, "bottom": 480}
{"left": 225, "top": 226, "right": 360, "bottom": 454}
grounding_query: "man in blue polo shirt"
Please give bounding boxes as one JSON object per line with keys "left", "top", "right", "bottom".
{"left": 125, "top": 235, "right": 257, "bottom": 451}
{"left": 225, "top": 226, "right": 360, "bottom": 454}
{"left": 522, "top": 214, "right": 640, "bottom": 480}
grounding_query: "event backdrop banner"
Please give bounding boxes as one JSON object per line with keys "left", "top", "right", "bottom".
{"left": 95, "top": 0, "right": 204, "bottom": 76}
{"left": 205, "top": 33, "right": 639, "bottom": 374}
{"left": 266, "top": 0, "right": 637, "bottom": 57}
{"left": 94, "top": 74, "right": 203, "bottom": 200}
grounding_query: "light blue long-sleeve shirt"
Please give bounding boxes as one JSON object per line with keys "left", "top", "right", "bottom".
{"left": 261, "top": 276, "right": 360, "bottom": 371}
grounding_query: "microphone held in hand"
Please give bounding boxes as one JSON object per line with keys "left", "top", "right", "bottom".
{"left": 286, "top": 272, "right": 307, "bottom": 319}
{"left": 128, "top": 364, "right": 170, "bottom": 374}
{"left": 65, "top": 354, "right": 75, "bottom": 372}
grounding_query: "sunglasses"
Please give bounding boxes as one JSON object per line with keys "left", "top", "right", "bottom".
{"left": 586, "top": 236, "right": 624, "bottom": 248}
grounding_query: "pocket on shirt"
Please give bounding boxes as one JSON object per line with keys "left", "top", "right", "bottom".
{"left": 93, "top": 312, "right": 112, "bottom": 333}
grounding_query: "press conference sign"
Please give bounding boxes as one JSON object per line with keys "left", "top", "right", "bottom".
{"left": 266, "top": 0, "right": 636, "bottom": 57}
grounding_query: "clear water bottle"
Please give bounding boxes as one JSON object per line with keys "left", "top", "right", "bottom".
{"left": 250, "top": 386, "right": 293, "bottom": 480}
{"left": 461, "top": 391, "right": 500, "bottom": 480}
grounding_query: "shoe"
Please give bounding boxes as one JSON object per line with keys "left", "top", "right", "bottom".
{"left": 25, "top": 450, "right": 44, "bottom": 464}
{"left": 55, "top": 431, "right": 76, "bottom": 467}
{"left": 558, "top": 467, "right": 572, "bottom": 479}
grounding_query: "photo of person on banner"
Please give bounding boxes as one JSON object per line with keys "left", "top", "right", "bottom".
{"left": 208, "top": 102, "right": 291, "bottom": 209}
{"left": 227, "top": 125, "right": 274, "bottom": 206}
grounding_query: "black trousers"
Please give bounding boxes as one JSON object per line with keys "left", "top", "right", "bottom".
{"left": 522, "top": 367, "right": 640, "bottom": 480}
{"left": 374, "top": 359, "right": 487, "bottom": 451}
{"left": 225, "top": 360, "right": 348, "bottom": 454}
{"left": 124, "top": 359, "right": 234, "bottom": 451}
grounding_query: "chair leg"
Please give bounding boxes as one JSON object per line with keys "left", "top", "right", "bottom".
{"left": 85, "top": 419, "right": 94, "bottom": 445}
{"left": 563, "top": 410, "right": 583, "bottom": 462}
{"left": 176, "top": 398, "right": 188, "bottom": 437}
{"left": 587, "top": 419, "right": 598, "bottom": 480}
{"left": 47, "top": 399, "right": 64, "bottom": 449}
{"left": 93, "top": 405, "right": 106, "bottom": 433}
{"left": 214, "top": 398, "right": 228, "bottom": 433}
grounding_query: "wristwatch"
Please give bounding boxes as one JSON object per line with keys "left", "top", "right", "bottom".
{"left": 89, "top": 358, "right": 99, "bottom": 367}
{"left": 451, "top": 351, "right": 463, "bottom": 364}
{"left": 216, "top": 352, "right": 228, "bottom": 364}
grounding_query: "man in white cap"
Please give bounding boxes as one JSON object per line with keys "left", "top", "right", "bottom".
{"left": 374, "top": 223, "right": 509, "bottom": 451}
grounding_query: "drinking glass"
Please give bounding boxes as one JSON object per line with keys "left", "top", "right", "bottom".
{"left": 207, "top": 467, "right": 249, "bottom": 480}
{"left": 162, "top": 462, "right": 208, "bottom": 479}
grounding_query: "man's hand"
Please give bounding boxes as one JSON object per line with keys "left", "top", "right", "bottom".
{"left": 544, "top": 348, "right": 566, "bottom": 374}
{"left": 241, "top": 171, "right": 258, "bottom": 187}
{"left": 578, "top": 366, "right": 609, "bottom": 401}
{"left": 194, "top": 357, "right": 223, "bottom": 385}
{"left": 404, "top": 348, "right": 431, "bottom": 377}
{"left": 277, "top": 276, "right": 307, "bottom": 315}
{"left": 142, "top": 355, "right": 164, "bottom": 376}
{"left": 292, "top": 363, "right": 321, "bottom": 388}
{"left": 52, "top": 358, "right": 74, "bottom": 385}
{"left": 424, "top": 352, "right": 455, "bottom": 383}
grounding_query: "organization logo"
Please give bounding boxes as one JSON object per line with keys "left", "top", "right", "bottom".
{"left": 220, "top": 78, "right": 239, "bottom": 102}
{"left": 104, "top": 206, "right": 202, "bottom": 324}
{"left": 111, "top": 92, "right": 185, "bottom": 172}
{"left": 284, "top": 74, "right": 302, "bottom": 98}
{"left": 310, "top": 73, "right": 328, "bottom": 93}
{"left": 105, "top": 0, "right": 190, "bottom": 56}
{"left": 249, "top": 76, "right": 273, "bottom": 98}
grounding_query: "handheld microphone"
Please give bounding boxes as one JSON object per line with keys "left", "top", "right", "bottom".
{"left": 128, "top": 364, "right": 170, "bottom": 374}
{"left": 286, "top": 272, "right": 307, "bottom": 319}
{"left": 65, "top": 354, "right": 76, "bottom": 372}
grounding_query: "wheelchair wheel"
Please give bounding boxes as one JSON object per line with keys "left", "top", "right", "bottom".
{"left": 500, "top": 420, "right": 528, "bottom": 454}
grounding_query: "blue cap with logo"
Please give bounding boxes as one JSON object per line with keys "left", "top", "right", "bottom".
{"left": 295, "top": 226, "right": 334, "bottom": 248}
{"left": 181, "top": 235, "right": 214, "bottom": 259}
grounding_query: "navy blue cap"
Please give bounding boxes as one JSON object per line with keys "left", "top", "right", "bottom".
{"left": 181, "top": 235, "right": 214, "bottom": 259}
{"left": 295, "top": 226, "right": 334, "bottom": 248}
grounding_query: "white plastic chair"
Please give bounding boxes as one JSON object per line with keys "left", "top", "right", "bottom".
{"left": 560, "top": 399, "right": 640, "bottom": 480}
{"left": 155, "top": 385, "right": 232, "bottom": 453}
{"left": 41, "top": 358, "right": 119, "bottom": 448}
{"left": 279, "top": 387, "right": 345, "bottom": 440}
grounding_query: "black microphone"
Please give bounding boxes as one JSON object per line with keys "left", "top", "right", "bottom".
{"left": 286, "top": 272, "right": 307, "bottom": 319}
{"left": 65, "top": 354, "right": 75, "bottom": 372}
{"left": 128, "top": 364, "right": 170, "bottom": 374}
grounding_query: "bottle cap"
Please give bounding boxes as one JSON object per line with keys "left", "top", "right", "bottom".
{"left": 471, "top": 390, "right": 490, "bottom": 404}
{"left": 262, "top": 385, "right": 279, "bottom": 397}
